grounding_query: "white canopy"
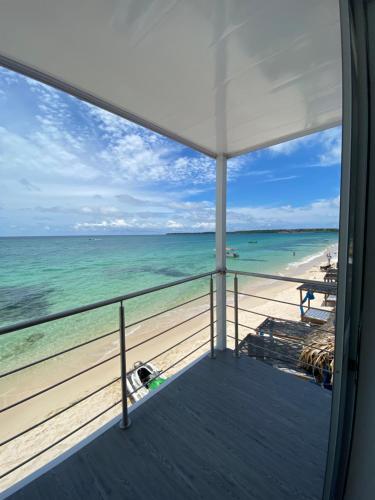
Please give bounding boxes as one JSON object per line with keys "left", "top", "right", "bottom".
{"left": 0, "top": 0, "right": 341, "bottom": 157}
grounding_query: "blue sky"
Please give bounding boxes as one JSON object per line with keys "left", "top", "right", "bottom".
{"left": 0, "top": 67, "right": 341, "bottom": 236}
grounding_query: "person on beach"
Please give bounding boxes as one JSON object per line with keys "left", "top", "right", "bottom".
{"left": 327, "top": 252, "right": 332, "bottom": 266}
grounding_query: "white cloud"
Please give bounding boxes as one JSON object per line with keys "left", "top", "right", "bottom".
{"left": 267, "top": 127, "right": 342, "bottom": 167}
{"left": 0, "top": 126, "right": 99, "bottom": 181}
{"left": 166, "top": 220, "right": 183, "bottom": 229}
{"left": 0, "top": 69, "right": 340, "bottom": 236}
{"left": 88, "top": 106, "right": 244, "bottom": 186}
{"left": 72, "top": 196, "right": 339, "bottom": 234}
{"left": 268, "top": 136, "right": 309, "bottom": 155}
{"left": 262, "top": 175, "right": 297, "bottom": 183}
{"left": 75, "top": 218, "right": 130, "bottom": 229}
{"left": 227, "top": 196, "right": 340, "bottom": 229}
{"left": 317, "top": 128, "right": 342, "bottom": 166}
{"left": 192, "top": 222, "right": 215, "bottom": 230}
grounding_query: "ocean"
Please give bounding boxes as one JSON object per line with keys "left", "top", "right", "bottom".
{"left": 0, "top": 231, "right": 337, "bottom": 372}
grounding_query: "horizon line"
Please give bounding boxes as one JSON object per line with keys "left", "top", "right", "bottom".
{"left": 0, "top": 227, "right": 339, "bottom": 238}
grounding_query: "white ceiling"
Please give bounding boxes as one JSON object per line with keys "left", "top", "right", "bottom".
{"left": 0, "top": 0, "right": 342, "bottom": 157}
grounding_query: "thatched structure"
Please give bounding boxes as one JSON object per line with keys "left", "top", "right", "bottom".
{"left": 298, "top": 319, "right": 335, "bottom": 388}
{"left": 239, "top": 315, "right": 336, "bottom": 388}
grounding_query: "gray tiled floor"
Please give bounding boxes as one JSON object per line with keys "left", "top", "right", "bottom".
{"left": 8, "top": 350, "right": 331, "bottom": 500}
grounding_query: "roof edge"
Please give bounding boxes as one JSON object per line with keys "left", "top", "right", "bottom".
{"left": 226, "top": 120, "right": 342, "bottom": 159}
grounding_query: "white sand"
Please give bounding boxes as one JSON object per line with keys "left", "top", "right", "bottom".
{"left": 0, "top": 243, "right": 337, "bottom": 492}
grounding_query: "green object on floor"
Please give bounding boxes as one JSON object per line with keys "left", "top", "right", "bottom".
{"left": 148, "top": 377, "right": 166, "bottom": 390}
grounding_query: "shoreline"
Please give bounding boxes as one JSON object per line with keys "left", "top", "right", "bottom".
{"left": 0, "top": 243, "right": 338, "bottom": 492}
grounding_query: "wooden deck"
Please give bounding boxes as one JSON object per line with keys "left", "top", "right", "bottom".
{"left": 7, "top": 351, "right": 331, "bottom": 500}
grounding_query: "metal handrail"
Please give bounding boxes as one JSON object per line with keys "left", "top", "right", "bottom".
{"left": 226, "top": 320, "right": 334, "bottom": 354}
{"left": 0, "top": 335, "right": 216, "bottom": 480}
{"left": 128, "top": 322, "right": 215, "bottom": 377}
{"left": 0, "top": 290, "right": 214, "bottom": 379}
{"left": 0, "top": 351, "right": 121, "bottom": 414}
{"left": 227, "top": 271, "right": 336, "bottom": 362}
{"left": 0, "top": 271, "right": 216, "bottom": 336}
{"left": 1, "top": 323, "right": 216, "bottom": 449}
{"left": 227, "top": 334, "right": 332, "bottom": 374}
{"left": 0, "top": 377, "right": 121, "bottom": 447}
{"left": 0, "top": 272, "right": 217, "bottom": 473}
{"left": 126, "top": 291, "right": 212, "bottom": 329}
{"left": 126, "top": 307, "right": 212, "bottom": 353}
{"left": 0, "top": 266, "right": 338, "bottom": 480}
{"left": 226, "top": 289, "right": 334, "bottom": 313}
{"left": 0, "top": 399, "right": 123, "bottom": 480}
{"left": 127, "top": 337, "right": 216, "bottom": 400}
{"left": 0, "top": 306, "right": 212, "bottom": 413}
{"left": 227, "top": 269, "right": 336, "bottom": 287}
{"left": 0, "top": 328, "right": 119, "bottom": 379}
{"left": 227, "top": 304, "right": 334, "bottom": 336}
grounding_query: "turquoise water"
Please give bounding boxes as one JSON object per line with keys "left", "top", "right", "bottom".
{"left": 0, "top": 232, "right": 337, "bottom": 371}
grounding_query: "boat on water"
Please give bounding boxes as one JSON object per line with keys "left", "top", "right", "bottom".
{"left": 126, "top": 361, "right": 166, "bottom": 403}
{"left": 248, "top": 240, "right": 258, "bottom": 244}
{"left": 226, "top": 247, "right": 239, "bottom": 258}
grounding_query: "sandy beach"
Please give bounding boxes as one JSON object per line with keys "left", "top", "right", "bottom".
{"left": 0, "top": 243, "right": 337, "bottom": 492}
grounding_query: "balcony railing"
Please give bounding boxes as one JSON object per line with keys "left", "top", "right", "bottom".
{"left": 0, "top": 271, "right": 217, "bottom": 485}
{"left": 226, "top": 270, "right": 336, "bottom": 386}
{"left": 0, "top": 268, "right": 336, "bottom": 489}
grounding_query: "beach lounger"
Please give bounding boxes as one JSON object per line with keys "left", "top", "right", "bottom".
{"left": 320, "top": 264, "right": 332, "bottom": 271}
{"left": 324, "top": 272, "right": 337, "bottom": 283}
{"left": 301, "top": 308, "right": 332, "bottom": 325}
{"left": 255, "top": 317, "right": 312, "bottom": 340}
{"left": 326, "top": 294, "right": 337, "bottom": 307}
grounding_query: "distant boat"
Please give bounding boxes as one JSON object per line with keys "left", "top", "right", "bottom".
{"left": 213, "top": 247, "right": 240, "bottom": 257}
{"left": 248, "top": 240, "right": 258, "bottom": 244}
{"left": 226, "top": 247, "right": 239, "bottom": 258}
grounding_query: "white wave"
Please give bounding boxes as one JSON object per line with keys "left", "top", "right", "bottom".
{"left": 286, "top": 250, "right": 326, "bottom": 269}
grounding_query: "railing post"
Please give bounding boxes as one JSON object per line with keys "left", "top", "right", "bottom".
{"left": 119, "top": 301, "right": 131, "bottom": 429}
{"left": 234, "top": 274, "right": 240, "bottom": 357}
{"left": 215, "top": 154, "right": 227, "bottom": 350}
{"left": 209, "top": 274, "right": 216, "bottom": 359}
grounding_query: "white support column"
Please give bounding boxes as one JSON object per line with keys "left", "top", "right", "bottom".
{"left": 215, "top": 154, "right": 227, "bottom": 351}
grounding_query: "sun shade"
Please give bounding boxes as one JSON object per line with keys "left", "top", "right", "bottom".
{"left": 0, "top": 0, "right": 341, "bottom": 157}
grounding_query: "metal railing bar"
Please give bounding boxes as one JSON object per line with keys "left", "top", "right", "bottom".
{"left": 227, "top": 335, "right": 332, "bottom": 373}
{"left": 126, "top": 292, "right": 213, "bottom": 329}
{"left": 0, "top": 377, "right": 121, "bottom": 447}
{"left": 127, "top": 322, "right": 215, "bottom": 379}
{"left": 227, "top": 335, "right": 328, "bottom": 373}
{"left": 227, "top": 269, "right": 335, "bottom": 287}
{"left": 227, "top": 319, "right": 256, "bottom": 331}
{"left": 127, "top": 337, "right": 215, "bottom": 399}
{"left": 0, "top": 328, "right": 119, "bottom": 379}
{"left": 1, "top": 304, "right": 213, "bottom": 412}
{"left": 226, "top": 306, "right": 335, "bottom": 336}
{"left": 1, "top": 335, "right": 217, "bottom": 477}
{"left": 226, "top": 320, "right": 334, "bottom": 354}
{"left": 2, "top": 321, "right": 217, "bottom": 445}
{"left": 0, "top": 399, "right": 122, "bottom": 480}
{"left": 126, "top": 307, "right": 212, "bottom": 353}
{"left": 227, "top": 318, "right": 305, "bottom": 342}
{"left": 1, "top": 292, "right": 216, "bottom": 379}
{"left": 0, "top": 271, "right": 216, "bottom": 336}
{"left": 0, "top": 352, "right": 120, "bottom": 414}
{"left": 226, "top": 290, "right": 333, "bottom": 313}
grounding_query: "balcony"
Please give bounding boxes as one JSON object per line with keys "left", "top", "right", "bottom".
{"left": 0, "top": 270, "right": 336, "bottom": 499}
{"left": 5, "top": 350, "right": 332, "bottom": 500}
